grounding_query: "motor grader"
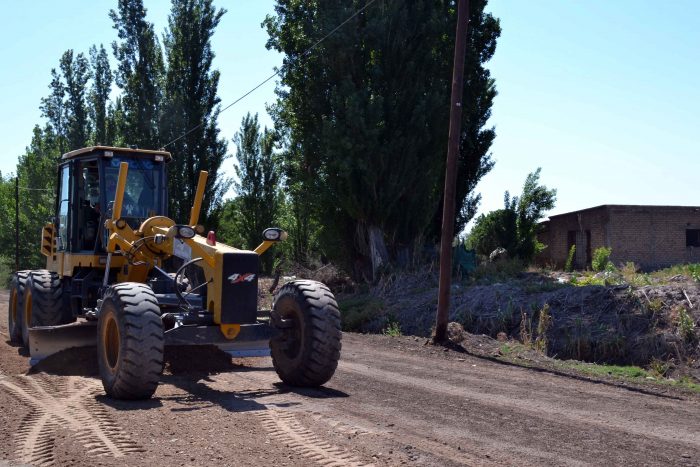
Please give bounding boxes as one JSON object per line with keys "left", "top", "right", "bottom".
{"left": 7, "top": 146, "right": 341, "bottom": 399}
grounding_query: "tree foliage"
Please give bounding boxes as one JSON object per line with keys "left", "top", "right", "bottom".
{"left": 468, "top": 208, "right": 518, "bottom": 257}
{"left": 39, "top": 69, "right": 67, "bottom": 154}
{"left": 89, "top": 44, "right": 113, "bottom": 145}
{"left": 265, "top": 0, "right": 500, "bottom": 277}
{"left": 227, "top": 113, "right": 282, "bottom": 273}
{"left": 161, "top": 0, "right": 229, "bottom": 225}
{"left": 0, "top": 127, "right": 60, "bottom": 272}
{"left": 60, "top": 50, "right": 91, "bottom": 150}
{"left": 469, "top": 168, "right": 556, "bottom": 261}
{"left": 110, "top": 0, "right": 164, "bottom": 149}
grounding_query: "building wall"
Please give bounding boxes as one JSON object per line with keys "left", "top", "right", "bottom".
{"left": 537, "top": 206, "right": 609, "bottom": 268}
{"left": 538, "top": 205, "right": 700, "bottom": 270}
{"left": 607, "top": 206, "right": 700, "bottom": 269}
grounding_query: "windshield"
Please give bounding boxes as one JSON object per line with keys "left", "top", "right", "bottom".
{"left": 103, "top": 157, "right": 163, "bottom": 221}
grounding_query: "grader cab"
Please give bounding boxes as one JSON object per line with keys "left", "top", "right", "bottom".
{"left": 7, "top": 146, "right": 341, "bottom": 399}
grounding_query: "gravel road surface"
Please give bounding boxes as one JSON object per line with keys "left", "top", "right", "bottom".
{"left": 1, "top": 290, "right": 699, "bottom": 466}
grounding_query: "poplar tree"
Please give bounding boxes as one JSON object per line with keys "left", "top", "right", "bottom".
{"left": 265, "top": 0, "right": 501, "bottom": 277}
{"left": 60, "top": 50, "right": 91, "bottom": 150}
{"left": 89, "top": 44, "right": 113, "bottom": 145}
{"left": 161, "top": 0, "right": 229, "bottom": 225}
{"left": 39, "top": 69, "right": 67, "bottom": 154}
{"left": 110, "top": 0, "right": 164, "bottom": 149}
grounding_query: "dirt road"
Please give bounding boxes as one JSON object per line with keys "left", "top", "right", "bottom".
{"left": 1, "top": 289, "right": 699, "bottom": 466}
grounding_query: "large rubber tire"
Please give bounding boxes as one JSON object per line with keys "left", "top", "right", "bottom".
{"left": 270, "top": 280, "right": 342, "bottom": 387}
{"left": 8, "top": 271, "right": 29, "bottom": 344}
{"left": 22, "top": 270, "right": 65, "bottom": 347}
{"left": 97, "top": 283, "right": 164, "bottom": 399}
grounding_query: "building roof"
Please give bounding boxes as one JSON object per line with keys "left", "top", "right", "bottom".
{"left": 547, "top": 204, "right": 700, "bottom": 220}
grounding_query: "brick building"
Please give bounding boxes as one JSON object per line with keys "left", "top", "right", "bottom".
{"left": 537, "top": 205, "right": 700, "bottom": 270}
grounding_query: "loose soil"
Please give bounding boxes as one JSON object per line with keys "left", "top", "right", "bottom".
{"left": 1, "top": 289, "right": 700, "bottom": 466}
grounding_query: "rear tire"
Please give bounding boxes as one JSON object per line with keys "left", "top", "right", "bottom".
{"left": 22, "top": 270, "right": 66, "bottom": 347}
{"left": 270, "top": 280, "right": 342, "bottom": 387}
{"left": 8, "top": 271, "right": 29, "bottom": 344}
{"left": 97, "top": 283, "right": 164, "bottom": 399}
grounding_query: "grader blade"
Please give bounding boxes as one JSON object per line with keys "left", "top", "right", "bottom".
{"left": 28, "top": 321, "right": 97, "bottom": 365}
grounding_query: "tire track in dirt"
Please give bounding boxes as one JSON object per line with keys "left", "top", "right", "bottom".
{"left": 1, "top": 375, "right": 143, "bottom": 465}
{"left": 256, "top": 408, "right": 369, "bottom": 466}
{"left": 214, "top": 370, "right": 372, "bottom": 466}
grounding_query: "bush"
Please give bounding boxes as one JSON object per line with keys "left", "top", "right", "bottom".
{"left": 564, "top": 245, "right": 576, "bottom": 272}
{"left": 677, "top": 306, "right": 696, "bottom": 343}
{"left": 592, "top": 247, "right": 612, "bottom": 272}
{"left": 338, "top": 295, "right": 384, "bottom": 331}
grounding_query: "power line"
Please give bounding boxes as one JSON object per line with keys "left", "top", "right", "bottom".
{"left": 162, "top": 0, "right": 378, "bottom": 150}
{"left": 18, "top": 187, "right": 54, "bottom": 192}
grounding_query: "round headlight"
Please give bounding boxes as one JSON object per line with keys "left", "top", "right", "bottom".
{"left": 263, "top": 228, "right": 281, "bottom": 240}
{"left": 178, "top": 226, "right": 196, "bottom": 239}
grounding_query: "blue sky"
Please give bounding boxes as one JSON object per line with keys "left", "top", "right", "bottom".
{"left": 1, "top": 0, "right": 698, "bottom": 224}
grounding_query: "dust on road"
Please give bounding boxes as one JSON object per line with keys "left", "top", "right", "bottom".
{"left": 1, "top": 289, "right": 699, "bottom": 466}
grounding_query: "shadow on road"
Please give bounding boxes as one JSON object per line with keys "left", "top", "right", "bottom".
{"left": 97, "top": 394, "right": 164, "bottom": 410}
{"left": 272, "top": 382, "right": 349, "bottom": 399}
{"left": 22, "top": 341, "right": 351, "bottom": 412}
{"left": 159, "top": 374, "right": 298, "bottom": 413}
{"left": 27, "top": 346, "right": 98, "bottom": 376}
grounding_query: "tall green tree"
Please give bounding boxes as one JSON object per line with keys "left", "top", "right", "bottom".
{"left": 89, "top": 44, "right": 113, "bottom": 145}
{"left": 160, "top": 0, "right": 229, "bottom": 225}
{"left": 231, "top": 113, "right": 282, "bottom": 273}
{"left": 60, "top": 50, "right": 91, "bottom": 150}
{"left": 110, "top": 0, "right": 164, "bottom": 149}
{"left": 39, "top": 69, "right": 67, "bottom": 154}
{"left": 265, "top": 0, "right": 500, "bottom": 278}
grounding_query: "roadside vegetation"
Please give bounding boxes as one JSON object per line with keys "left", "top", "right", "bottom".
{"left": 328, "top": 256, "right": 700, "bottom": 390}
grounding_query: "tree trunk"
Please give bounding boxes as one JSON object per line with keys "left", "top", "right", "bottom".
{"left": 367, "top": 225, "right": 389, "bottom": 281}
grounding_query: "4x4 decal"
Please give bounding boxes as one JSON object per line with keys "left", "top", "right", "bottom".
{"left": 228, "top": 273, "right": 256, "bottom": 285}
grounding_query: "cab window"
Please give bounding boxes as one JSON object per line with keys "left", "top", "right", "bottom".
{"left": 57, "top": 165, "right": 71, "bottom": 251}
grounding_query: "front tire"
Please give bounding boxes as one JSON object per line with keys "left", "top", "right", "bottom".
{"left": 97, "top": 283, "right": 164, "bottom": 399}
{"left": 8, "top": 271, "right": 29, "bottom": 344}
{"left": 270, "top": 280, "right": 342, "bottom": 387}
{"left": 22, "top": 270, "right": 66, "bottom": 347}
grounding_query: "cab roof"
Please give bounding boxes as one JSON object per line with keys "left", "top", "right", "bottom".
{"left": 62, "top": 146, "right": 172, "bottom": 162}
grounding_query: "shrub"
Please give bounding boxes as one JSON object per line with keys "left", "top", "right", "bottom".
{"left": 382, "top": 320, "right": 402, "bottom": 337}
{"left": 677, "top": 306, "right": 697, "bottom": 343}
{"left": 592, "top": 247, "right": 612, "bottom": 272}
{"left": 564, "top": 245, "right": 576, "bottom": 272}
{"left": 338, "top": 295, "right": 384, "bottom": 332}
{"left": 689, "top": 264, "right": 700, "bottom": 282}
{"left": 534, "top": 303, "right": 552, "bottom": 353}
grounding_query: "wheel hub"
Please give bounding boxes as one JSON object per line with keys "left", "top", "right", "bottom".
{"left": 103, "top": 314, "right": 120, "bottom": 373}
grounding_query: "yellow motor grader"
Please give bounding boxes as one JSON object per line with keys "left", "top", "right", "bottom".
{"left": 7, "top": 146, "right": 341, "bottom": 399}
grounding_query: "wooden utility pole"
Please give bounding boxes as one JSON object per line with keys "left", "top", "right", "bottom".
{"left": 434, "top": 0, "right": 469, "bottom": 343}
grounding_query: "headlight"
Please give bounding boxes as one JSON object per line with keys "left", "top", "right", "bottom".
{"left": 263, "top": 228, "right": 286, "bottom": 241}
{"left": 167, "top": 225, "right": 197, "bottom": 239}
{"left": 178, "top": 226, "right": 196, "bottom": 239}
